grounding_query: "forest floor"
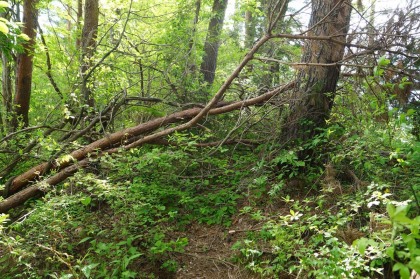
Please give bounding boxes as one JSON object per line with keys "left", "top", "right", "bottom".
{"left": 172, "top": 198, "right": 298, "bottom": 279}
{"left": 174, "top": 222, "right": 258, "bottom": 279}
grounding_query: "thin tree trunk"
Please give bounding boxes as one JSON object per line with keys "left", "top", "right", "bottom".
{"left": 245, "top": 10, "right": 256, "bottom": 49}
{"left": 282, "top": 0, "right": 351, "bottom": 143}
{"left": 76, "top": 0, "right": 83, "bottom": 48}
{"left": 12, "top": 0, "right": 38, "bottom": 129}
{"left": 187, "top": 0, "right": 201, "bottom": 56}
{"left": 80, "top": 0, "right": 99, "bottom": 108}
{"left": 200, "top": 0, "right": 229, "bottom": 86}
{"left": 1, "top": 52, "right": 13, "bottom": 133}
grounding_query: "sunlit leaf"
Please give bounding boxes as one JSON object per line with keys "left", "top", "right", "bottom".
{"left": 18, "top": 33, "right": 30, "bottom": 41}
{"left": 0, "top": 21, "right": 9, "bottom": 34}
{"left": 0, "top": 1, "right": 9, "bottom": 8}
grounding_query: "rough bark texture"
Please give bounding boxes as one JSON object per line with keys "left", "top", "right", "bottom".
{"left": 282, "top": 0, "right": 351, "bottom": 143}
{"left": 12, "top": 0, "right": 38, "bottom": 129}
{"left": 200, "top": 0, "right": 228, "bottom": 86}
{"left": 80, "top": 0, "right": 99, "bottom": 108}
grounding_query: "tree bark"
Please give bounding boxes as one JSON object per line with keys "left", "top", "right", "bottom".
{"left": 245, "top": 9, "right": 256, "bottom": 49}
{"left": 200, "top": 0, "right": 229, "bottom": 86}
{"left": 12, "top": 0, "right": 38, "bottom": 129}
{"left": 1, "top": 52, "right": 13, "bottom": 133}
{"left": 282, "top": 0, "right": 351, "bottom": 143}
{"left": 80, "top": 0, "right": 99, "bottom": 108}
{"left": 76, "top": 0, "right": 83, "bottom": 48}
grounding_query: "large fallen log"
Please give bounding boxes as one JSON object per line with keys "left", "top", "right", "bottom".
{"left": 0, "top": 82, "right": 294, "bottom": 213}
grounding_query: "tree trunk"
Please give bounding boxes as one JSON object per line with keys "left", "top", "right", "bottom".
{"left": 245, "top": 10, "right": 256, "bottom": 49}
{"left": 76, "top": 0, "right": 83, "bottom": 48}
{"left": 187, "top": 0, "right": 201, "bottom": 56}
{"left": 282, "top": 0, "right": 351, "bottom": 143}
{"left": 80, "top": 0, "right": 99, "bottom": 108}
{"left": 200, "top": 0, "right": 229, "bottom": 86}
{"left": 1, "top": 52, "right": 13, "bottom": 133}
{"left": 12, "top": 0, "right": 38, "bottom": 129}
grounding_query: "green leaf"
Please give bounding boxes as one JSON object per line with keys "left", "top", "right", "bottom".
{"left": 18, "top": 33, "right": 30, "bottom": 41}
{"left": 409, "top": 257, "right": 420, "bottom": 273}
{"left": 387, "top": 203, "right": 396, "bottom": 217}
{"left": 81, "top": 263, "right": 99, "bottom": 278}
{"left": 407, "top": 109, "right": 416, "bottom": 116}
{"left": 399, "top": 266, "right": 410, "bottom": 279}
{"left": 0, "top": 1, "right": 9, "bottom": 8}
{"left": 393, "top": 263, "right": 410, "bottom": 279}
{"left": 80, "top": 197, "right": 92, "bottom": 206}
{"left": 378, "top": 56, "right": 390, "bottom": 67}
{"left": 354, "top": 237, "right": 369, "bottom": 255}
{"left": 78, "top": 237, "right": 93, "bottom": 244}
{"left": 296, "top": 161, "right": 305, "bottom": 167}
{"left": 0, "top": 21, "right": 9, "bottom": 34}
{"left": 386, "top": 246, "right": 395, "bottom": 260}
{"left": 393, "top": 262, "right": 405, "bottom": 271}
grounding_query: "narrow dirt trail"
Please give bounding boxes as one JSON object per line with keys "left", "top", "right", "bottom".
{"left": 174, "top": 222, "right": 261, "bottom": 279}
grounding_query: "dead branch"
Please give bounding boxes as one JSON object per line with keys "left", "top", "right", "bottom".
{"left": 0, "top": 82, "right": 294, "bottom": 212}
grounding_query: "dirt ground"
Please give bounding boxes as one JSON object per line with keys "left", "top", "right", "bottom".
{"left": 174, "top": 218, "right": 262, "bottom": 279}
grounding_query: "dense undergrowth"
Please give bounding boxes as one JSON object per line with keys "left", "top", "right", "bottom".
{"left": 1, "top": 126, "right": 419, "bottom": 278}
{"left": 1, "top": 73, "right": 419, "bottom": 278}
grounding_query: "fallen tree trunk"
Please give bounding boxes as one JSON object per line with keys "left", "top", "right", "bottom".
{"left": 5, "top": 34, "right": 273, "bottom": 197}
{"left": 0, "top": 82, "right": 294, "bottom": 213}
{"left": 0, "top": 159, "right": 90, "bottom": 213}
{"left": 6, "top": 107, "right": 204, "bottom": 195}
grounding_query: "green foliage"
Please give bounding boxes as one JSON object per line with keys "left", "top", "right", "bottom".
{"left": 0, "top": 142, "right": 259, "bottom": 277}
{"left": 233, "top": 183, "right": 419, "bottom": 278}
{"left": 1, "top": 3, "right": 419, "bottom": 279}
{"left": 0, "top": 2, "right": 28, "bottom": 56}
{"left": 386, "top": 203, "right": 420, "bottom": 278}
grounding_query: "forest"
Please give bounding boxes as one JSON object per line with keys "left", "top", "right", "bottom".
{"left": 0, "top": 0, "right": 419, "bottom": 278}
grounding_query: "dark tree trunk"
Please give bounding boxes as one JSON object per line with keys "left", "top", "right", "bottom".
{"left": 200, "top": 0, "right": 229, "bottom": 86}
{"left": 80, "top": 0, "right": 99, "bottom": 108}
{"left": 12, "top": 0, "right": 38, "bottom": 129}
{"left": 282, "top": 0, "right": 351, "bottom": 143}
{"left": 76, "top": 0, "right": 83, "bottom": 48}
{"left": 1, "top": 51, "right": 13, "bottom": 133}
